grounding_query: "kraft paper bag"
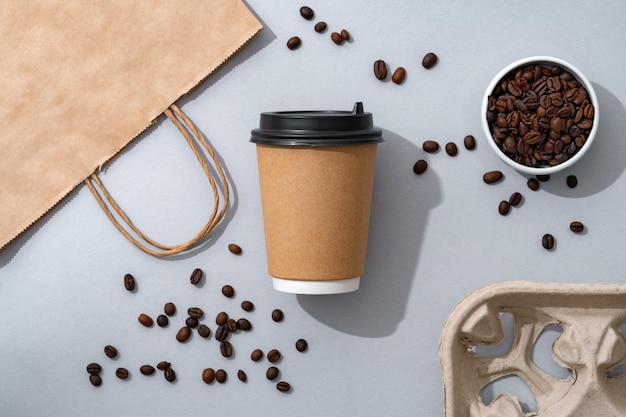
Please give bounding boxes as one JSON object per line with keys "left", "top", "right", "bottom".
{"left": 0, "top": 1, "right": 262, "bottom": 255}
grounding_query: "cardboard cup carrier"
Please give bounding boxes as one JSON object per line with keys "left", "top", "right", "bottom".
{"left": 251, "top": 103, "right": 383, "bottom": 294}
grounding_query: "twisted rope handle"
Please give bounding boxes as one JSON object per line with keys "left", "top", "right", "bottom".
{"left": 85, "top": 104, "right": 230, "bottom": 256}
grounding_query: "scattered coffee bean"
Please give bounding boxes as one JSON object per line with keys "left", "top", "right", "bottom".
{"left": 215, "top": 369, "right": 227, "bottom": 383}
{"left": 215, "top": 324, "right": 229, "bottom": 342}
{"left": 251, "top": 349, "right": 264, "bottom": 362}
{"left": 463, "top": 135, "right": 476, "bottom": 150}
{"left": 89, "top": 374, "right": 102, "bottom": 387}
{"left": 157, "top": 361, "right": 171, "bottom": 371}
{"left": 391, "top": 67, "right": 406, "bottom": 84}
{"left": 156, "top": 314, "right": 169, "bottom": 327}
{"left": 86, "top": 363, "right": 102, "bottom": 375}
{"left": 570, "top": 221, "right": 584, "bottom": 233}
{"left": 228, "top": 243, "right": 242, "bottom": 255}
{"left": 227, "top": 318, "right": 238, "bottom": 332}
{"left": 140, "top": 365, "right": 155, "bottom": 375}
{"left": 445, "top": 142, "right": 458, "bottom": 156}
{"left": 542, "top": 233, "right": 555, "bottom": 250}
{"left": 314, "top": 21, "right": 327, "bottom": 33}
{"left": 266, "top": 366, "right": 279, "bottom": 381}
{"left": 498, "top": 200, "right": 511, "bottom": 216}
{"left": 216, "top": 311, "right": 229, "bottom": 325}
{"left": 373, "top": 59, "right": 388, "bottom": 81}
{"left": 527, "top": 178, "right": 540, "bottom": 191}
{"left": 422, "top": 52, "right": 438, "bottom": 69}
{"left": 198, "top": 324, "right": 211, "bottom": 338}
{"left": 220, "top": 341, "right": 233, "bottom": 358}
{"left": 187, "top": 307, "right": 204, "bottom": 319}
{"left": 202, "top": 368, "right": 216, "bottom": 384}
{"left": 483, "top": 170, "right": 503, "bottom": 184}
{"left": 286, "top": 36, "right": 301, "bottom": 50}
{"left": 123, "top": 273, "right": 135, "bottom": 291}
{"left": 509, "top": 192, "right": 522, "bottom": 207}
{"left": 340, "top": 29, "right": 350, "bottom": 41}
{"left": 423, "top": 140, "right": 439, "bottom": 153}
{"left": 237, "top": 318, "right": 252, "bottom": 331}
{"left": 276, "top": 381, "right": 291, "bottom": 393}
{"left": 164, "top": 368, "right": 176, "bottom": 382}
{"left": 189, "top": 268, "right": 203, "bottom": 285}
{"left": 238, "top": 369, "right": 247, "bottom": 382}
{"left": 115, "top": 367, "right": 129, "bottom": 380}
{"left": 164, "top": 302, "right": 176, "bottom": 316}
{"left": 271, "top": 309, "right": 284, "bottom": 322}
{"left": 299, "top": 6, "right": 314, "bottom": 20}
{"left": 104, "top": 345, "right": 117, "bottom": 359}
{"left": 296, "top": 339, "right": 308, "bottom": 352}
{"left": 186, "top": 317, "right": 199, "bottom": 328}
{"left": 222, "top": 285, "right": 235, "bottom": 298}
{"left": 267, "top": 349, "right": 281, "bottom": 363}
{"left": 567, "top": 175, "right": 578, "bottom": 188}
{"left": 176, "top": 326, "right": 192, "bottom": 343}
{"left": 330, "top": 32, "right": 343, "bottom": 45}
{"left": 537, "top": 174, "right": 550, "bottom": 182}
{"left": 413, "top": 159, "right": 428, "bottom": 175}
{"left": 241, "top": 300, "right": 254, "bottom": 312}
{"left": 138, "top": 313, "right": 153, "bottom": 327}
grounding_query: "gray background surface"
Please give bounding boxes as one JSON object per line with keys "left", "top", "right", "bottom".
{"left": 2, "top": 1, "right": 626, "bottom": 416}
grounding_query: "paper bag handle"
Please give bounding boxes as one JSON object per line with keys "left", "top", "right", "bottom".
{"left": 84, "top": 104, "right": 229, "bottom": 256}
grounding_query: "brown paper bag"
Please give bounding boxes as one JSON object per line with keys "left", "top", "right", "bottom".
{"left": 0, "top": 1, "right": 262, "bottom": 254}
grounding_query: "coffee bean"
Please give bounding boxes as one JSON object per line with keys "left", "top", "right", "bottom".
{"left": 164, "top": 302, "right": 176, "bottom": 316}
{"left": 314, "top": 21, "right": 327, "bottom": 33}
{"left": 251, "top": 349, "right": 264, "bottom": 362}
{"left": 483, "top": 170, "right": 503, "bottom": 184}
{"left": 157, "top": 361, "right": 171, "bottom": 371}
{"left": 527, "top": 178, "right": 540, "bottom": 191}
{"left": 542, "top": 233, "right": 555, "bottom": 250}
{"left": 227, "top": 318, "right": 238, "bottom": 332}
{"left": 373, "top": 60, "right": 388, "bottom": 81}
{"left": 164, "top": 368, "right": 176, "bottom": 382}
{"left": 299, "top": 6, "right": 314, "bottom": 20}
{"left": 186, "top": 317, "right": 199, "bottom": 328}
{"left": 189, "top": 268, "right": 203, "bottom": 285}
{"left": 340, "top": 29, "right": 350, "bottom": 41}
{"left": 123, "top": 273, "right": 135, "bottom": 291}
{"left": 537, "top": 174, "right": 550, "bottom": 182}
{"left": 238, "top": 369, "right": 247, "bottom": 382}
{"left": 330, "top": 32, "right": 343, "bottom": 45}
{"left": 115, "top": 367, "right": 129, "bottom": 380}
{"left": 198, "top": 324, "right": 211, "bottom": 338}
{"left": 89, "top": 374, "right": 102, "bottom": 387}
{"left": 241, "top": 300, "right": 254, "bottom": 312}
{"left": 422, "top": 52, "right": 438, "bottom": 69}
{"left": 103, "top": 345, "right": 117, "bottom": 359}
{"left": 463, "top": 135, "right": 476, "bottom": 150}
{"left": 266, "top": 366, "right": 279, "bottom": 381}
{"left": 157, "top": 314, "right": 169, "bottom": 327}
{"left": 176, "top": 326, "right": 192, "bottom": 343}
{"left": 391, "top": 67, "right": 406, "bottom": 84}
{"left": 570, "top": 221, "right": 584, "bottom": 233}
{"left": 237, "top": 318, "right": 252, "bottom": 331}
{"left": 215, "top": 369, "right": 227, "bottom": 383}
{"left": 267, "top": 349, "right": 281, "bottom": 363}
{"left": 423, "top": 140, "right": 439, "bottom": 153}
{"left": 140, "top": 365, "right": 155, "bottom": 375}
{"left": 286, "top": 36, "right": 301, "bottom": 50}
{"left": 222, "top": 285, "right": 235, "bottom": 298}
{"left": 187, "top": 307, "right": 204, "bottom": 319}
{"left": 216, "top": 311, "right": 229, "bottom": 325}
{"left": 413, "top": 159, "right": 428, "bottom": 175}
{"left": 498, "top": 200, "right": 511, "bottom": 216}
{"left": 445, "top": 142, "right": 458, "bottom": 156}
{"left": 220, "top": 341, "right": 233, "bottom": 357}
{"left": 271, "top": 309, "right": 284, "bottom": 322}
{"left": 228, "top": 243, "right": 242, "bottom": 255}
{"left": 138, "top": 313, "right": 153, "bottom": 327}
{"left": 215, "top": 324, "right": 229, "bottom": 342}
{"left": 296, "top": 339, "right": 308, "bottom": 352}
{"left": 508, "top": 192, "right": 522, "bottom": 207}
{"left": 86, "top": 362, "right": 101, "bottom": 375}
{"left": 567, "top": 175, "right": 578, "bottom": 188}
{"left": 202, "top": 368, "right": 216, "bottom": 384}
{"left": 276, "top": 381, "right": 291, "bottom": 393}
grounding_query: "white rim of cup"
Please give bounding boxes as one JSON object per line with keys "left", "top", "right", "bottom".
{"left": 481, "top": 56, "right": 599, "bottom": 175}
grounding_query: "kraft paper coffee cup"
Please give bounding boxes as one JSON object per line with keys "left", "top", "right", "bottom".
{"left": 250, "top": 103, "right": 383, "bottom": 295}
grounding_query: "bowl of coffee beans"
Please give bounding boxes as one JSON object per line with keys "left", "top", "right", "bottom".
{"left": 482, "top": 56, "right": 598, "bottom": 174}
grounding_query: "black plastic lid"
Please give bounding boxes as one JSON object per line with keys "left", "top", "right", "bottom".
{"left": 250, "top": 102, "right": 384, "bottom": 146}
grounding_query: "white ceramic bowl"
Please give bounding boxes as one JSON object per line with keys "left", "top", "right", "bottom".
{"left": 481, "top": 56, "right": 598, "bottom": 175}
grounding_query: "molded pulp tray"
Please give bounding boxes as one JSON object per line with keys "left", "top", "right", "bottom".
{"left": 440, "top": 280, "right": 626, "bottom": 417}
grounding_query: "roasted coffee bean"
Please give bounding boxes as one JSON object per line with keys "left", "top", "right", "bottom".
{"left": 115, "top": 367, "right": 129, "bottom": 380}
{"left": 220, "top": 341, "right": 233, "bottom": 358}
{"left": 391, "top": 67, "right": 406, "bottom": 84}
{"left": 423, "top": 140, "right": 439, "bottom": 153}
{"left": 140, "top": 365, "right": 155, "bottom": 375}
{"left": 189, "top": 268, "right": 203, "bottom": 285}
{"left": 445, "top": 142, "right": 458, "bottom": 156}
{"left": 266, "top": 366, "right": 279, "bottom": 381}
{"left": 157, "top": 314, "right": 169, "bottom": 327}
{"left": 198, "top": 324, "right": 211, "bottom": 338}
{"left": 227, "top": 318, "right": 238, "bottom": 332}
{"left": 157, "top": 361, "right": 171, "bottom": 371}
{"left": 413, "top": 159, "right": 428, "bottom": 175}
{"left": 123, "top": 273, "right": 135, "bottom": 291}
{"left": 176, "top": 326, "right": 192, "bottom": 343}
{"left": 202, "top": 368, "right": 216, "bottom": 384}
{"left": 463, "top": 135, "right": 476, "bottom": 150}
{"left": 215, "top": 369, "right": 227, "bottom": 383}
{"left": 527, "top": 178, "right": 540, "bottom": 191}
{"left": 498, "top": 200, "right": 511, "bottom": 216}
{"left": 286, "top": 36, "right": 301, "bottom": 50}
{"left": 509, "top": 192, "right": 522, "bottom": 207}
{"left": 89, "top": 374, "right": 102, "bottom": 387}
{"left": 187, "top": 307, "right": 204, "bottom": 319}
{"left": 241, "top": 300, "right": 254, "bottom": 312}
{"left": 570, "top": 221, "right": 584, "bottom": 233}
{"left": 421, "top": 52, "right": 438, "bottom": 69}
{"left": 215, "top": 324, "right": 229, "bottom": 342}
{"left": 537, "top": 174, "right": 550, "bottom": 182}
{"left": 340, "top": 29, "right": 350, "bottom": 41}
{"left": 314, "top": 21, "right": 327, "bottom": 33}
{"left": 271, "top": 309, "right": 284, "bottom": 322}
{"left": 238, "top": 369, "right": 247, "bottom": 382}
{"left": 104, "top": 345, "right": 118, "bottom": 359}
{"left": 299, "top": 6, "right": 314, "bottom": 20}
{"left": 216, "top": 311, "right": 229, "bottom": 325}
{"left": 251, "top": 349, "right": 264, "bottom": 362}
{"left": 483, "top": 170, "right": 503, "bottom": 184}
{"left": 542, "top": 233, "right": 555, "bottom": 250}
{"left": 237, "top": 318, "right": 252, "bottom": 331}
{"left": 164, "top": 302, "right": 176, "bottom": 316}
{"left": 186, "top": 317, "right": 199, "bottom": 328}
{"left": 138, "top": 313, "right": 153, "bottom": 327}
{"left": 228, "top": 243, "right": 242, "bottom": 255}
{"left": 567, "top": 175, "right": 578, "bottom": 188}
{"left": 164, "top": 368, "right": 176, "bottom": 382}
{"left": 86, "top": 362, "right": 102, "bottom": 375}
{"left": 222, "top": 285, "right": 235, "bottom": 298}
{"left": 267, "top": 349, "right": 281, "bottom": 363}
{"left": 296, "top": 338, "right": 308, "bottom": 352}
{"left": 276, "top": 381, "right": 291, "bottom": 393}
{"left": 330, "top": 32, "right": 343, "bottom": 45}
{"left": 373, "top": 60, "right": 388, "bottom": 81}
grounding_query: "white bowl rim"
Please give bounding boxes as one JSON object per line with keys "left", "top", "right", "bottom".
{"left": 481, "top": 56, "right": 599, "bottom": 175}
